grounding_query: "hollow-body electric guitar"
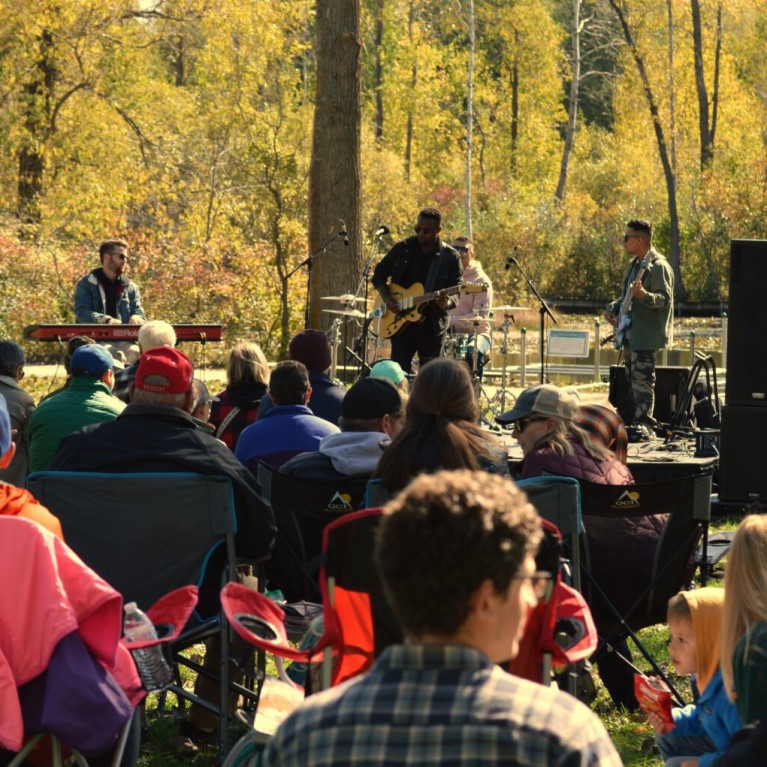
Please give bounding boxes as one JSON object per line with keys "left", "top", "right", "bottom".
{"left": 370, "top": 281, "right": 488, "bottom": 339}
{"left": 611, "top": 253, "right": 652, "bottom": 349}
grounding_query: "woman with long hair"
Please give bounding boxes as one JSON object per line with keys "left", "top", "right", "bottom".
{"left": 210, "top": 341, "right": 269, "bottom": 450}
{"left": 375, "top": 358, "right": 508, "bottom": 493}
{"left": 721, "top": 512, "right": 767, "bottom": 726}
{"left": 497, "top": 384, "right": 632, "bottom": 484}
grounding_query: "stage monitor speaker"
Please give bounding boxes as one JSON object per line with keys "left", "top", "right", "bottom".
{"left": 718, "top": 404, "right": 767, "bottom": 502}
{"left": 726, "top": 239, "right": 767, "bottom": 407}
{"left": 609, "top": 365, "right": 690, "bottom": 425}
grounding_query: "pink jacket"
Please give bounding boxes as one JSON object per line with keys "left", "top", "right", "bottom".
{"left": 0, "top": 517, "right": 142, "bottom": 752}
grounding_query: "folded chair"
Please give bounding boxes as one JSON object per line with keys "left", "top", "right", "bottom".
{"left": 508, "top": 516, "right": 596, "bottom": 701}
{"left": 256, "top": 463, "right": 369, "bottom": 603}
{"left": 578, "top": 473, "right": 712, "bottom": 704}
{"left": 25, "top": 471, "right": 240, "bottom": 758}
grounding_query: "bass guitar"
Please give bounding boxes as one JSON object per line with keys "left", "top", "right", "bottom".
{"left": 611, "top": 253, "right": 652, "bottom": 350}
{"left": 370, "top": 281, "right": 488, "bottom": 339}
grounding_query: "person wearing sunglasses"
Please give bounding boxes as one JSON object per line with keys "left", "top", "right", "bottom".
{"left": 496, "top": 384, "right": 632, "bottom": 485}
{"left": 448, "top": 236, "right": 493, "bottom": 378}
{"left": 371, "top": 208, "right": 462, "bottom": 375}
{"left": 604, "top": 219, "right": 674, "bottom": 442}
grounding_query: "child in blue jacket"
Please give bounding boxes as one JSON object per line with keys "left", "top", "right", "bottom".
{"left": 649, "top": 587, "right": 742, "bottom": 767}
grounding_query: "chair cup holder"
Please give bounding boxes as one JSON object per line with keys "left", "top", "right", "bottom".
{"left": 235, "top": 613, "right": 281, "bottom": 643}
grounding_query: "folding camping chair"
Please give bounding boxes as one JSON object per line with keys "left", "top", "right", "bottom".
{"left": 578, "top": 472, "right": 713, "bottom": 704}
{"left": 508, "top": 518, "right": 597, "bottom": 699}
{"left": 256, "top": 463, "right": 369, "bottom": 603}
{"left": 25, "top": 471, "right": 241, "bottom": 758}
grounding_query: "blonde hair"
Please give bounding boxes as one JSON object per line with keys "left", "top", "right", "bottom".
{"left": 721, "top": 514, "right": 767, "bottom": 699}
{"left": 226, "top": 341, "right": 269, "bottom": 387}
{"left": 531, "top": 417, "right": 614, "bottom": 462}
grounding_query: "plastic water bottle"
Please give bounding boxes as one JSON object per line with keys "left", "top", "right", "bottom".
{"left": 123, "top": 602, "right": 173, "bottom": 692}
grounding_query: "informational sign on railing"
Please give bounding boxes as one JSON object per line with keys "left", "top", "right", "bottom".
{"left": 547, "top": 329, "right": 591, "bottom": 358}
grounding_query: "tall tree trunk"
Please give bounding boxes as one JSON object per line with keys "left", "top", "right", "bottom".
{"left": 691, "top": 0, "right": 721, "bottom": 168}
{"left": 510, "top": 30, "right": 519, "bottom": 178}
{"left": 17, "top": 29, "right": 55, "bottom": 228}
{"left": 608, "top": 0, "right": 687, "bottom": 301}
{"left": 463, "top": 0, "right": 475, "bottom": 237}
{"left": 374, "top": 0, "right": 384, "bottom": 143}
{"left": 308, "top": 0, "right": 362, "bottom": 331}
{"left": 555, "top": 0, "right": 582, "bottom": 204}
{"left": 404, "top": 0, "right": 417, "bottom": 182}
{"left": 667, "top": 0, "right": 677, "bottom": 187}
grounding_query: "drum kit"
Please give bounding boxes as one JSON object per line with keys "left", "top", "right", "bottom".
{"left": 445, "top": 305, "right": 529, "bottom": 423}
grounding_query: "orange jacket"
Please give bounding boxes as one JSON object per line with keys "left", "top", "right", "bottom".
{"left": 0, "top": 482, "right": 63, "bottom": 539}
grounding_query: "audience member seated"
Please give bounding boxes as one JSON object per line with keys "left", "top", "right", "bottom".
{"left": 236, "top": 360, "right": 339, "bottom": 471}
{"left": 258, "top": 330, "right": 345, "bottom": 426}
{"left": 369, "top": 359, "right": 410, "bottom": 396}
{"left": 0, "top": 340, "right": 35, "bottom": 487}
{"left": 375, "top": 357, "right": 508, "bottom": 494}
{"left": 28, "top": 345, "right": 125, "bottom": 474}
{"left": 261, "top": 470, "right": 622, "bottom": 767}
{"left": 190, "top": 378, "right": 217, "bottom": 434}
{"left": 497, "top": 384, "right": 633, "bottom": 484}
{"left": 280, "top": 377, "right": 404, "bottom": 481}
{"left": 38, "top": 336, "right": 97, "bottom": 404}
{"left": 498, "top": 384, "right": 637, "bottom": 710}
{"left": 209, "top": 341, "right": 269, "bottom": 450}
{"left": 113, "top": 320, "right": 177, "bottom": 403}
{"left": 575, "top": 403, "right": 629, "bottom": 465}
{"left": 51, "top": 346, "right": 275, "bottom": 566}
{"left": 722, "top": 513, "right": 767, "bottom": 727}
{"left": 0, "top": 393, "right": 62, "bottom": 538}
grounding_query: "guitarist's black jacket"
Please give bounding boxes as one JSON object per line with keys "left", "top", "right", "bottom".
{"left": 372, "top": 236, "right": 462, "bottom": 334}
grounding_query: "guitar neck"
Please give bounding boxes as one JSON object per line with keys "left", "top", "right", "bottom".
{"left": 412, "top": 284, "right": 461, "bottom": 307}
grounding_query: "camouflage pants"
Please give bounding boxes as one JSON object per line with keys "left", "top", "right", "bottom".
{"left": 624, "top": 347, "right": 657, "bottom": 424}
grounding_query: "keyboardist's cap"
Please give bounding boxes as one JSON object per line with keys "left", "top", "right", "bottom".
{"left": 496, "top": 384, "right": 578, "bottom": 425}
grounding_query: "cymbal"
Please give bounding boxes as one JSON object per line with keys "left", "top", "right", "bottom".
{"left": 322, "top": 308, "right": 367, "bottom": 319}
{"left": 320, "top": 294, "right": 368, "bottom": 304}
{"left": 490, "top": 305, "right": 530, "bottom": 313}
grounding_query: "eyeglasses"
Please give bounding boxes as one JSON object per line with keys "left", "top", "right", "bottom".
{"left": 454, "top": 245, "right": 469, "bottom": 253}
{"left": 511, "top": 416, "right": 548, "bottom": 434}
{"left": 513, "top": 571, "right": 554, "bottom": 602}
{"left": 623, "top": 234, "right": 641, "bottom": 243}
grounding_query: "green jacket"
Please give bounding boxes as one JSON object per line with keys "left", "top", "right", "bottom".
{"left": 733, "top": 622, "right": 767, "bottom": 725}
{"left": 607, "top": 248, "right": 674, "bottom": 350}
{"left": 28, "top": 376, "right": 125, "bottom": 474}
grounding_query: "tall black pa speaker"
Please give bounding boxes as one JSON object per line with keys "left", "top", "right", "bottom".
{"left": 718, "top": 405, "right": 767, "bottom": 501}
{"left": 726, "top": 240, "right": 767, "bottom": 406}
{"left": 609, "top": 365, "right": 690, "bottom": 425}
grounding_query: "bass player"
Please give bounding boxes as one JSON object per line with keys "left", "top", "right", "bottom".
{"left": 604, "top": 219, "right": 674, "bottom": 440}
{"left": 372, "top": 208, "right": 462, "bottom": 374}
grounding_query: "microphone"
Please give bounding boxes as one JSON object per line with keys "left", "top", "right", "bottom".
{"left": 374, "top": 225, "right": 390, "bottom": 237}
{"left": 505, "top": 247, "right": 519, "bottom": 271}
{"left": 339, "top": 220, "right": 349, "bottom": 247}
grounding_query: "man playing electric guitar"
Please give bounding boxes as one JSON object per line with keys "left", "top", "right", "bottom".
{"left": 604, "top": 219, "right": 674, "bottom": 440}
{"left": 372, "top": 208, "right": 462, "bottom": 374}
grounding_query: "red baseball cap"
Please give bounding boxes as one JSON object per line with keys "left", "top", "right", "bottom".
{"left": 135, "top": 347, "right": 193, "bottom": 394}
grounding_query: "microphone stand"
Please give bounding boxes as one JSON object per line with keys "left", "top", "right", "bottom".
{"left": 348, "top": 228, "right": 389, "bottom": 379}
{"left": 287, "top": 228, "right": 344, "bottom": 329}
{"left": 506, "top": 255, "right": 557, "bottom": 384}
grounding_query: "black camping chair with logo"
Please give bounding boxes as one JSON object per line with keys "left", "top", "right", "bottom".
{"left": 578, "top": 473, "right": 712, "bottom": 704}
{"left": 257, "top": 462, "right": 369, "bottom": 604}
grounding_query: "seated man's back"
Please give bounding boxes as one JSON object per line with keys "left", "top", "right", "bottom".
{"left": 236, "top": 360, "right": 339, "bottom": 470}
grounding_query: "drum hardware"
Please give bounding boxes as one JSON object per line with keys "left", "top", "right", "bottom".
{"left": 326, "top": 318, "right": 343, "bottom": 381}
{"left": 320, "top": 294, "right": 370, "bottom": 305}
{"left": 321, "top": 308, "right": 368, "bottom": 319}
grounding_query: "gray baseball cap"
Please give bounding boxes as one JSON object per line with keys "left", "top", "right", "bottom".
{"left": 496, "top": 384, "right": 578, "bottom": 425}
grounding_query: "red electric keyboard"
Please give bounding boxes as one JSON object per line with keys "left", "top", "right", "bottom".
{"left": 24, "top": 324, "right": 222, "bottom": 343}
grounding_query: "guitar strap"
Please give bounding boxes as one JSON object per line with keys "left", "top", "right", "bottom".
{"left": 424, "top": 247, "right": 445, "bottom": 294}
